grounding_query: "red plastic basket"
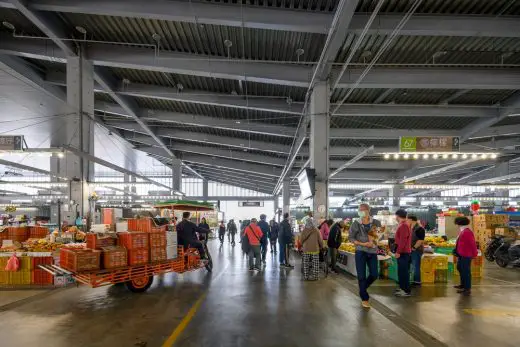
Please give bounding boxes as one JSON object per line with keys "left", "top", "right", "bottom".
{"left": 128, "top": 248, "right": 149, "bottom": 266}
{"left": 149, "top": 231, "right": 166, "bottom": 248}
{"left": 7, "top": 227, "right": 29, "bottom": 242}
{"left": 86, "top": 233, "right": 117, "bottom": 250}
{"left": 127, "top": 219, "right": 153, "bottom": 232}
{"left": 29, "top": 226, "right": 49, "bottom": 239}
{"left": 118, "top": 232, "right": 149, "bottom": 250}
{"left": 60, "top": 249, "right": 101, "bottom": 272}
{"left": 150, "top": 247, "right": 167, "bottom": 262}
{"left": 31, "top": 269, "right": 54, "bottom": 285}
{"left": 101, "top": 246, "right": 128, "bottom": 269}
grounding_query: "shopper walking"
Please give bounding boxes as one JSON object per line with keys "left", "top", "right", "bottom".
{"left": 407, "top": 214, "right": 425, "bottom": 286}
{"left": 320, "top": 219, "right": 333, "bottom": 241}
{"left": 328, "top": 220, "right": 344, "bottom": 273}
{"left": 244, "top": 218, "right": 264, "bottom": 271}
{"left": 349, "top": 203, "right": 382, "bottom": 308}
{"left": 300, "top": 219, "right": 323, "bottom": 281}
{"left": 453, "top": 216, "right": 478, "bottom": 296}
{"left": 279, "top": 213, "right": 294, "bottom": 268}
{"left": 394, "top": 209, "right": 412, "bottom": 297}
{"left": 218, "top": 220, "right": 226, "bottom": 244}
{"left": 269, "top": 219, "right": 279, "bottom": 254}
{"left": 258, "top": 214, "right": 270, "bottom": 265}
{"left": 227, "top": 219, "right": 237, "bottom": 246}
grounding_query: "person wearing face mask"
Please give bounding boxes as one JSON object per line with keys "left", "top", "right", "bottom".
{"left": 394, "top": 209, "right": 412, "bottom": 297}
{"left": 349, "top": 203, "right": 382, "bottom": 309}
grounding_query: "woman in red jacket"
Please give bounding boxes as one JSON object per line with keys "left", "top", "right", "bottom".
{"left": 454, "top": 217, "right": 478, "bottom": 296}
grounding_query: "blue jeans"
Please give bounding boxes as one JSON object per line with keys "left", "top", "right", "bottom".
{"left": 411, "top": 250, "right": 422, "bottom": 283}
{"left": 397, "top": 253, "right": 411, "bottom": 293}
{"left": 355, "top": 251, "right": 379, "bottom": 301}
{"left": 457, "top": 256, "right": 472, "bottom": 290}
{"left": 279, "top": 242, "right": 286, "bottom": 264}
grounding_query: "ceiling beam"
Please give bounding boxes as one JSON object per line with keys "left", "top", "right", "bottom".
{"left": 97, "top": 101, "right": 295, "bottom": 138}
{"left": 329, "top": 146, "right": 374, "bottom": 178}
{"left": 3, "top": 4, "right": 201, "bottom": 178}
{"left": 11, "top": 1, "right": 520, "bottom": 38}
{"left": 180, "top": 155, "right": 282, "bottom": 177}
{"left": 460, "top": 92, "right": 520, "bottom": 142}
{"left": 314, "top": 0, "right": 359, "bottom": 80}
{"left": 0, "top": 159, "right": 51, "bottom": 176}
{"left": 107, "top": 123, "right": 292, "bottom": 155}
{"left": 139, "top": 145, "right": 287, "bottom": 167}
{"left": 400, "top": 158, "right": 482, "bottom": 183}
{"left": 49, "top": 72, "right": 501, "bottom": 118}
{"left": 329, "top": 170, "right": 396, "bottom": 181}
{"left": 4, "top": 38, "right": 520, "bottom": 90}
{"left": 329, "top": 128, "right": 459, "bottom": 139}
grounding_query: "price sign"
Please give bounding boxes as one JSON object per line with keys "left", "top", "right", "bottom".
{"left": 400, "top": 136, "right": 460, "bottom": 152}
{"left": 0, "top": 136, "right": 23, "bottom": 151}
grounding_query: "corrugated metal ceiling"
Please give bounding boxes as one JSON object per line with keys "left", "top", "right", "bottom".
{"left": 59, "top": 13, "right": 325, "bottom": 62}
{"left": 329, "top": 138, "right": 398, "bottom": 147}
{"left": 330, "top": 115, "right": 476, "bottom": 129}
{"left": 356, "top": 0, "right": 520, "bottom": 15}
{"left": 0, "top": 8, "right": 42, "bottom": 35}
{"left": 110, "top": 67, "right": 307, "bottom": 101}
{"left": 450, "top": 89, "right": 518, "bottom": 105}
{"left": 336, "top": 34, "right": 520, "bottom": 65}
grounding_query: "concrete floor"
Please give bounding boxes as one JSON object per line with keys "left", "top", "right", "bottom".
{"left": 0, "top": 242, "right": 519, "bottom": 347}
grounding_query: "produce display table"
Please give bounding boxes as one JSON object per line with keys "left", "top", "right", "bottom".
{"left": 337, "top": 250, "right": 390, "bottom": 277}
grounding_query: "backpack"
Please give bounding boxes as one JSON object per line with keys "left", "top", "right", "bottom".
{"left": 241, "top": 230, "right": 251, "bottom": 254}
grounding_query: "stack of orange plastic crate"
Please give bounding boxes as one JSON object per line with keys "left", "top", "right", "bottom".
{"left": 118, "top": 232, "right": 149, "bottom": 266}
{"left": 149, "top": 230, "right": 167, "bottom": 262}
{"left": 29, "top": 226, "right": 49, "bottom": 239}
{"left": 31, "top": 256, "right": 54, "bottom": 285}
{"left": 127, "top": 218, "right": 153, "bottom": 232}
{"left": 7, "top": 227, "right": 29, "bottom": 243}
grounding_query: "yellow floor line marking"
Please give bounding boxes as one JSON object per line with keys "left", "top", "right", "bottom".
{"left": 162, "top": 263, "right": 229, "bottom": 347}
{"left": 464, "top": 309, "right": 520, "bottom": 317}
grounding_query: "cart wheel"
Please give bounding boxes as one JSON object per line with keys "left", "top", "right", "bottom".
{"left": 125, "top": 276, "right": 153, "bottom": 293}
{"left": 496, "top": 257, "right": 509, "bottom": 268}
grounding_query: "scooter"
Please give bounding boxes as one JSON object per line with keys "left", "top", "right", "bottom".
{"left": 494, "top": 239, "right": 520, "bottom": 268}
{"left": 484, "top": 235, "right": 505, "bottom": 262}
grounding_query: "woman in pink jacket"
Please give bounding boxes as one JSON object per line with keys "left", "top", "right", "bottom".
{"left": 454, "top": 217, "right": 478, "bottom": 296}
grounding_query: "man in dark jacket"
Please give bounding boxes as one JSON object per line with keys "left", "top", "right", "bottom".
{"left": 227, "top": 219, "right": 237, "bottom": 245}
{"left": 258, "top": 214, "right": 270, "bottom": 264}
{"left": 269, "top": 219, "right": 279, "bottom": 254}
{"left": 278, "top": 213, "right": 294, "bottom": 268}
{"left": 328, "top": 220, "right": 345, "bottom": 273}
{"left": 176, "top": 212, "right": 210, "bottom": 259}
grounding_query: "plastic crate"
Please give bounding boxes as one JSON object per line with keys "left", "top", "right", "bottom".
{"left": 31, "top": 269, "right": 54, "bottom": 285}
{"left": 8, "top": 271, "right": 31, "bottom": 285}
{"left": 101, "top": 246, "right": 128, "bottom": 269}
{"left": 433, "top": 247, "right": 454, "bottom": 255}
{"left": 434, "top": 269, "right": 448, "bottom": 283}
{"left": 6, "top": 227, "right": 29, "bottom": 243}
{"left": 86, "top": 233, "right": 117, "bottom": 250}
{"left": 433, "top": 256, "right": 449, "bottom": 270}
{"left": 60, "top": 249, "right": 101, "bottom": 272}
{"left": 150, "top": 247, "right": 167, "bottom": 262}
{"left": 0, "top": 271, "right": 8, "bottom": 284}
{"left": 127, "top": 219, "right": 153, "bottom": 232}
{"left": 29, "top": 226, "right": 49, "bottom": 239}
{"left": 421, "top": 271, "right": 435, "bottom": 284}
{"left": 118, "top": 232, "right": 149, "bottom": 250}
{"left": 128, "top": 248, "right": 149, "bottom": 266}
{"left": 149, "top": 231, "right": 167, "bottom": 248}
{"left": 421, "top": 257, "right": 435, "bottom": 272}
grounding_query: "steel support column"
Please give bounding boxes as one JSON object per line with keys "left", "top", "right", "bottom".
{"left": 282, "top": 179, "right": 291, "bottom": 215}
{"left": 310, "top": 82, "right": 330, "bottom": 219}
{"left": 50, "top": 54, "right": 94, "bottom": 219}
{"left": 390, "top": 185, "right": 401, "bottom": 211}
{"left": 172, "top": 159, "right": 182, "bottom": 195}
{"left": 202, "top": 180, "right": 209, "bottom": 202}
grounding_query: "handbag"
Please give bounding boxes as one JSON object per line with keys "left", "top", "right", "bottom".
{"left": 241, "top": 226, "right": 261, "bottom": 254}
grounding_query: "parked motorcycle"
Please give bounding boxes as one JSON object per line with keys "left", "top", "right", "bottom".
{"left": 494, "top": 239, "right": 520, "bottom": 268}
{"left": 485, "top": 235, "right": 505, "bottom": 262}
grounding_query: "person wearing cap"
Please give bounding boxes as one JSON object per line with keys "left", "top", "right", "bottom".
{"left": 407, "top": 214, "right": 425, "bottom": 286}
{"left": 258, "top": 214, "right": 270, "bottom": 264}
{"left": 394, "top": 209, "right": 412, "bottom": 297}
{"left": 349, "top": 203, "right": 382, "bottom": 308}
{"left": 453, "top": 216, "right": 478, "bottom": 296}
{"left": 244, "top": 218, "right": 264, "bottom": 271}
